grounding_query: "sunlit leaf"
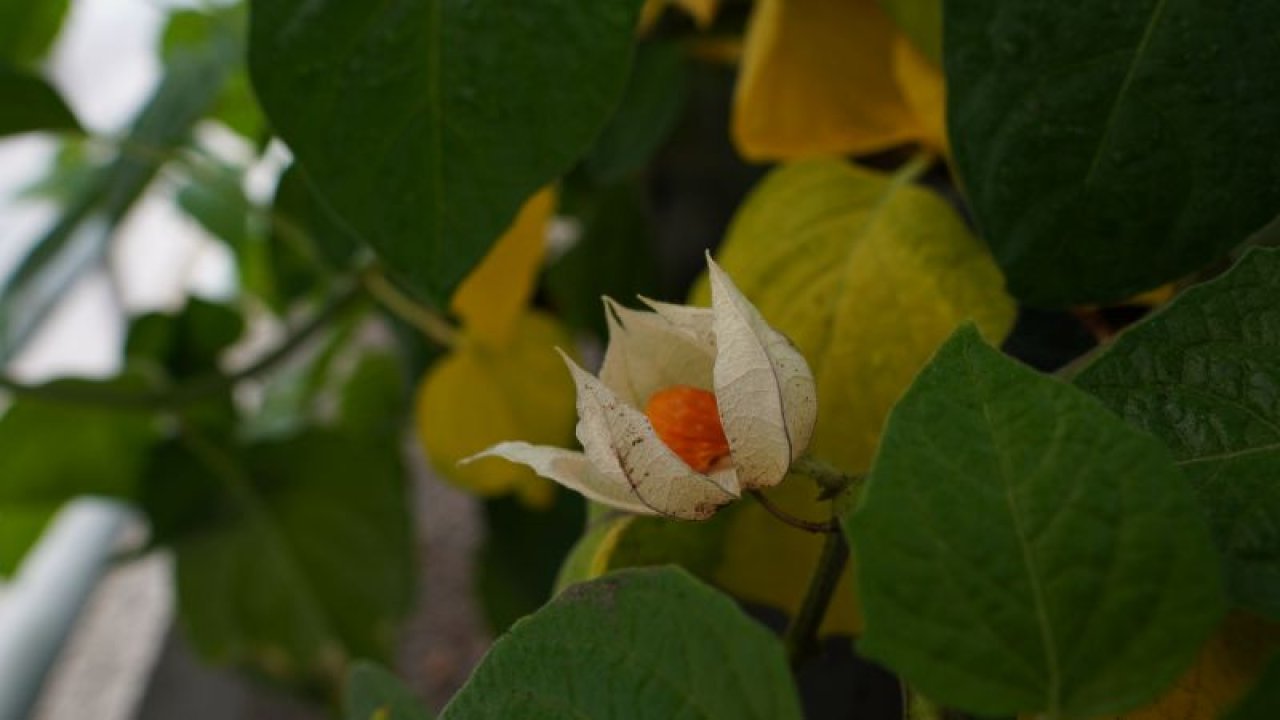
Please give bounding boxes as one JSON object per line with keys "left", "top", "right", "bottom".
{"left": 693, "top": 159, "right": 1014, "bottom": 475}
{"left": 441, "top": 567, "right": 803, "bottom": 719}
{"left": 451, "top": 188, "right": 556, "bottom": 348}
{"left": 733, "top": 0, "right": 943, "bottom": 160}
{"left": 849, "top": 326, "right": 1225, "bottom": 718}
{"left": 415, "top": 312, "right": 577, "bottom": 504}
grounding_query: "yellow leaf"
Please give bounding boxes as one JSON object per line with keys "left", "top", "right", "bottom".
{"left": 450, "top": 188, "right": 557, "bottom": 347}
{"left": 1103, "top": 613, "right": 1280, "bottom": 720}
{"left": 414, "top": 311, "right": 577, "bottom": 505}
{"left": 693, "top": 159, "right": 1015, "bottom": 473}
{"left": 891, "top": 35, "right": 947, "bottom": 154}
{"left": 734, "top": 0, "right": 937, "bottom": 160}
{"left": 639, "top": 0, "right": 720, "bottom": 33}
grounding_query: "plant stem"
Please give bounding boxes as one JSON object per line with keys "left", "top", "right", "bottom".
{"left": 359, "top": 266, "right": 459, "bottom": 348}
{"left": 784, "top": 519, "right": 850, "bottom": 666}
{"left": 0, "top": 283, "right": 365, "bottom": 412}
{"left": 749, "top": 490, "right": 839, "bottom": 534}
{"left": 791, "top": 455, "right": 863, "bottom": 497}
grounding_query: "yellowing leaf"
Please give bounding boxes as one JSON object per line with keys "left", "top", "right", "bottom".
{"left": 450, "top": 188, "right": 556, "bottom": 347}
{"left": 639, "top": 0, "right": 720, "bottom": 33}
{"left": 693, "top": 159, "right": 1014, "bottom": 474}
{"left": 734, "top": 0, "right": 941, "bottom": 160}
{"left": 1104, "top": 613, "right": 1280, "bottom": 720}
{"left": 891, "top": 36, "right": 947, "bottom": 154}
{"left": 415, "top": 311, "right": 577, "bottom": 505}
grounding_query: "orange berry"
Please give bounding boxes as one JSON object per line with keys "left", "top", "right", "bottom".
{"left": 644, "top": 386, "right": 731, "bottom": 473}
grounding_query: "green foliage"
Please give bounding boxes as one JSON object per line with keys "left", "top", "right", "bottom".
{"left": 947, "top": 1, "right": 1280, "bottom": 307}
{"left": 345, "top": 662, "right": 432, "bottom": 720}
{"left": 848, "top": 326, "right": 1225, "bottom": 718}
{"left": 0, "top": 0, "right": 70, "bottom": 64}
{"left": 0, "top": 376, "right": 157, "bottom": 575}
{"left": 879, "top": 0, "right": 941, "bottom": 63}
{"left": 248, "top": 0, "right": 647, "bottom": 304}
{"left": 1228, "top": 655, "right": 1280, "bottom": 720}
{"left": 1076, "top": 248, "right": 1280, "bottom": 619}
{"left": 441, "top": 567, "right": 804, "bottom": 720}
{"left": 0, "top": 64, "right": 80, "bottom": 138}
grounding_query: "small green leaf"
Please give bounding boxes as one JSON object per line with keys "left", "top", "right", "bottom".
{"left": 441, "top": 567, "right": 803, "bottom": 720}
{"left": 0, "top": 64, "right": 80, "bottom": 137}
{"left": 249, "top": 0, "right": 646, "bottom": 303}
{"left": 170, "top": 430, "right": 413, "bottom": 687}
{"left": 1075, "top": 248, "right": 1280, "bottom": 619}
{"left": 849, "top": 326, "right": 1225, "bottom": 718}
{"left": 947, "top": 1, "right": 1280, "bottom": 306}
{"left": 345, "top": 662, "right": 432, "bottom": 720}
{"left": 0, "top": 0, "right": 70, "bottom": 64}
{"left": 0, "top": 376, "right": 157, "bottom": 575}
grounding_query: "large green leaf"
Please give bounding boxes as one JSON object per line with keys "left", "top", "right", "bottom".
{"left": 1075, "top": 248, "right": 1280, "bottom": 619}
{"left": 848, "top": 326, "right": 1225, "bottom": 718}
{"left": 441, "top": 567, "right": 803, "bottom": 720}
{"left": 0, "top": 377, "right": 157, "bottom": 575}
{"left": 249, "top": 0, "right": 645, "bottom": 303}
{"left": 169, "top": 430, "right": 413, "bottom": 688}
{"left": 0, "top": 0, "right": 70, "bottom": 64}
{"left": 345, "top": 662, "right": 432, "bottom": 720}
{"left": 947, "top": 1, "right": 1280, "bottom": 306}
{"left": 0, "top": 64, "right": 80, "bottom": 137}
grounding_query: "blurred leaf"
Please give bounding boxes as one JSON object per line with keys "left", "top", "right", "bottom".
{"left": 1105, "top": 613, "right": 1280, "bottom": 720}
{"left": 0, "top": 0, "right": 70, "bottom": 64}
{"left": 693, "top": 159, "right": 1014, "bottom": 475}
{"left": 175, "top": 157, "right": 276, "bottom": 302}
{"left": 249, "top": 0, "right": 646, "bottom": 304}
{"left": 125, "top": 297, "right": 244, "bottom": 379}
{"left": 171, "top": 429, "right": 413, "bottom": 689}
{"left": 0, "top": 375, "right": 158, "bottom": 575}
{"left": 878, "top": 0, "right": 940, "bottom": 64}
{"left": 267, "top": 163, "right": 362, "bottom": 311}
{"left": 162, "top": 6, "right": 262, "bottom": 140}
{"left": 338, "top": 352, "right": 408, "bottom": 437}
{"left": 345, "top": 662, "right": 431, "bottom": 720}
{"left": 476, "top": 490, "right": 584, "bottom": 634}
{"left": 545, "top": 181, "right": 659, "bottom": 337}
{"left": 582, "top": 41, "right": 688, "bottom": 184}
{"left": 0, "top": 35, "right": 235, "bottom": 362}
{"left": 441, "top": 567, "right": 803, "bottom": 719}
{"left": 0, "top": 64, "right": 81, "bottom": 137}
{"left": 1075, "top": 248, "right": 1280, "bottom": 619}
{"left": 734, "top": 0, "right": 943, "bottom": 160}
{"left": 450, "top": 188, "right": 556, "bottom": 348}
{"left": 415, "top": 312, "right": 577, "bottom": 504}
{"left": 947, "top": 2, "right": 1280, "bottom": 306}
{"left": 18, "top": 139, "right": 102, "bottom": 204}
{"left": 849, "top": 326, "right": 1225, "bottom": 718}
{"left": 1228, "top": 654, "right": 1280, "bottom": 720}
{"left": 639, "top": 0, "right": 720, "bottom": 31}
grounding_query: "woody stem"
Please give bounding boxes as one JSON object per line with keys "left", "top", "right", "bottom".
{"left": 784, "top": 516, "right": 850, "bottom": 667}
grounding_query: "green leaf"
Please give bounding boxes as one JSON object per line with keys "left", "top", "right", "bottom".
{"left": 1075, "top": 248, "right": 1280, "bottom": 619}
{"left": 126, "top": 297, "right": 245, "bottom": 379}
{"left": 248, "top": 0, "right": 646, "bottom": 303}
{"left": 582, "top": 40, "right": 688, "bottom": 184}
{"left": 0, "top": 64, "right": 80, "bottom": 137}
{"left": 0, "top": 377, "right": 157, "bottom": 575}
{"left": 441, "top": 567, "right": 803, "bottom": 720}
{"left": 692, "top": 159, "right": 1015, "bottom": 474}
{"left": 475, "top": 491, "right": 584, "bottom": 634}
{"left": 1228, "top": 655, "right": 1280, "bottom": 720}
{"left": 161, "top": 7, "right": 261, "bottom": 140}
{"left": 947, "top": 2, "right": 1280, "bottom": 307}
{"left": 170, "top": 430, "right": 413, "bottom": 687}
{"left": 0, "top": 0, "right": 70, "bottom": 64}
{"left": 879, "top": 0, "right": 941, "bottom": 64}
{"left": 345, "top": 662, "right": 432, "bottom": 720}
{"left": 848, "top": 326, "right": 1225, "bottom": 718}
